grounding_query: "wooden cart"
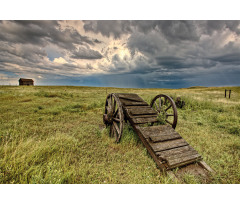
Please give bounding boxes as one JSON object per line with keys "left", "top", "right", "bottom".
{"left": 103, "top": 93, "right": 213, "bottom": 176}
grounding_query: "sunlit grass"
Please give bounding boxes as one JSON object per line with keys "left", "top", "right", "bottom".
{"left": 0, "top": 85, "right": 239, "bottom": 183}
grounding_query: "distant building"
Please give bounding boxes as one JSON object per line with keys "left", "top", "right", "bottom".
{"left": 19, "top": 78, "right": 34, "bottom": 86}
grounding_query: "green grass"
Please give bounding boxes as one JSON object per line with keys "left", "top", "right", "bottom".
{"left": 0, "top": 85, "right": 240, "bottom": 183}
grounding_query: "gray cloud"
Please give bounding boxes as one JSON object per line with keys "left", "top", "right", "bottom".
{"left": 71, "top": 47, "right": 103, "bottom": 59}
{"left": 83, "top": 20, "right": 240, "bottom": 43}
{"left": 83, "top": 20, "right": 132, "bottom": 39}
{"left": 203, "top": 20, "right": 240, "bottom": 35}
{"left": 210, "top": 53, "right": 240, "bottom": 65}
{"left": 83, "top": 20, "right": 201, "bottom": 42}
{"left": 0, "top": 21, "right": 98, "bottom": 50}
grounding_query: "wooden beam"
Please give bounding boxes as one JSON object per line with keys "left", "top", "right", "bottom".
{"left": 199, "top": 161, "right": 214, "bottom": 173}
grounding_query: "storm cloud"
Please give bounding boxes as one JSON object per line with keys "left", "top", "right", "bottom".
{"left": 71, "top": 47, "right": 103, "bottom": 59}
{"left": 0, "top": 20, "right": 240, "bottom": 88}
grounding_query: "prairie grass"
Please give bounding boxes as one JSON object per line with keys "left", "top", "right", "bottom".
{"left": 0, "top": 85, "right": 239, "bottom": 183}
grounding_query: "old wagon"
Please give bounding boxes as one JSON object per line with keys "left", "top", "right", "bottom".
{"left": 103, "top": 93, "right": 213, "bottom": 176}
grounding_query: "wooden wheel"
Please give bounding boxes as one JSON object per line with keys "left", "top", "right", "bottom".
{"left": 150, "top": 94, "right": 178, "bottom": 129}
{"left": 103, "top": 93, "right": 124, "bottom": 142}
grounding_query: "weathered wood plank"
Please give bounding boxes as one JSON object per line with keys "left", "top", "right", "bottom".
{"left": 116, "top": 93, "right": 145, "bottom": 102}
{"left": 139, "top": 125, "right": 182, "bottom": 142}
{"left": 167, "top": 153, "right": 201, "bottom": 169}
{"left": 168, "top": 158, "right": 201, "bottom": 169}
{"left": 131, "top": 117, "right": 158, "bottom": 124}
{"left": 149, "top": 133, "right": 182, "bottom": 142}
{"left": 128, "top": 107, "right": 157, "bottom": 116}
{"left": 129, "top": 114, "right": 159, "bottom": 118}
{"left": 120, "top": 99, "right": 148, "bottom": 106}
{"left": 156, "top": 145, "right": 194, "bottom": 157}
{"left": 116, "top": 93, "right": 139, "bottom": 97}
{"left": 138, "top": 125, "right": 174, "bottom": 139}
{"left": 165, "top": 149, "right": 200, "bottom": 161}
{"left": 150, "top": 138, "right": 188, "bottom": 152}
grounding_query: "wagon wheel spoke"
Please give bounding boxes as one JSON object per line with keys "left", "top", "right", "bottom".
{"left": 113, "top": 117, "right": 120, "bottom": 122}
{"left": 113, "top": 121, "right": 120, "bottom": 137}
{"left": 110, "top": 95, "right": 113, "bottom": 110}
{"left": 107, "top": 98, "right": 112, "bottom": 113}
{"left": 165, "top": 119, "right": 173, "bottom": 126}
{"left": 113, "top": 122, "right": 121, "bottom": 142}
{"left": 113, "top": 108, "right": 119, "bottom": 117}
{"left": 110, "top": 125, "right": 114, "bottom": 137}
{"left": 163, "top": 97, "right": 167, "bottom": 105}
{"left": 112, "top": 125, "right": 117, "bottom": 138}
{"left": 165, "top": 104, "right": 172, "bottom": 112}
{"left": 166, "top": 114, "right": 174, "bottom": 117}
{"left": 154, "top": 101, "right": 160, "bottom": 112}
{"left": 112, "top": 98, "right": 116, "bottom": 112}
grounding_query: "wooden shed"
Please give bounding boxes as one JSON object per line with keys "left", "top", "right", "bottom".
{"left": 19, "top": 78, "right": 34, "bottom": 86}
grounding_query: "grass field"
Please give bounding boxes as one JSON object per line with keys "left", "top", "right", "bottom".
{"left": 0, "top": 85, "right": 239, "bottom": 184}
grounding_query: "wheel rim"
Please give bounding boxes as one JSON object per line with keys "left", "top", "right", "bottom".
{"left": 150, "top": 94, "right": 178, "bottom": 129}
{"left": 104, "top": 93, "right": 124, "bottom": 142}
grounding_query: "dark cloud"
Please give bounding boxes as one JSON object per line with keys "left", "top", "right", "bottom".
{"left": 83, "top": 20, "right": 200, "bottom": 43}
{"left": 157, "top": 21, "right": 200, "bottom": 43}
{"left": 156, "top": 56, "right": 217, "bottom": 69}
{"left": 83, "top": 20, "right": 240, "bottom": 44}
{"left": 0, "top": 42, "right": 47, "bottom": 64}
{"left": 71, "top": 47, "right": 103, "bottom": 59}
{"left": 210, "top": 53, "right": 240, "bottom": 65}
{"left": 203, "top": 20, "right": 240, "bottom": 35}
{"left": 83, "top": 20, "right": 132, "bottom": 39}
{"left": 0, "top": 20, "right": 97, "bottom": 50}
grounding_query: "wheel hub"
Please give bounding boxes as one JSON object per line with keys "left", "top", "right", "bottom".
{"left": 103, "top": 113, "right": 113, "bottom": 125}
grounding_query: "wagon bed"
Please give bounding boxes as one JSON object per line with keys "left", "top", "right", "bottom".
{"left": 103, "top": 93, "right": 213, "bottom": 176}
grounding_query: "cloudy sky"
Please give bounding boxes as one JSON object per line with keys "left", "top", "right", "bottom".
{"left": 0, "top": 20, "right": 240, "bottom": 88}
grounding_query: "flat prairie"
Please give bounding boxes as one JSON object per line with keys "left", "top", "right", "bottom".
{"left": 0, "top": 86, "right": 239, "bottom": 183}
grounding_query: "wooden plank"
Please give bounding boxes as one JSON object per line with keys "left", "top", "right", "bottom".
{"left": 149, "top": 133, "right": 182, "bottom": 142}
{"left": 129, "top": 114, "right": 159, "bottom": 118}
{"left": 156, "top": 145, "right": 194, "bottom": 157}
{"left": 124, "top": 106, "right": 157, "bottom": 118}
{"left": 167, "top": 153, "right": 201, "bottom": 169}
{"left": 150, "top": 138, "right": 188, "bottom": 152}
{"left": 168, "top": 157, "right": 201, "bottom": 169}
{"left": 120, "top": 99, "right": 148, "bottom": 106}
{"left": 139, "top": 125, "right": 182, "bottom": 142}
{"left": 131, "top": 117, "right": 158, "bottom": 124}
{"left": 128, "top": 107, "right": 157, "bottom": 116}
{"left": 166, "top": 149, "right": 200, "bottom": 161}
{"left": 139, "top": 125, "right": 175, "bottom": 139}
{"left": 116, "top": 93, "right": 139, "bottom": 97}
{"left": 116, "top": 93, "right": 145, "bottom": 102}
